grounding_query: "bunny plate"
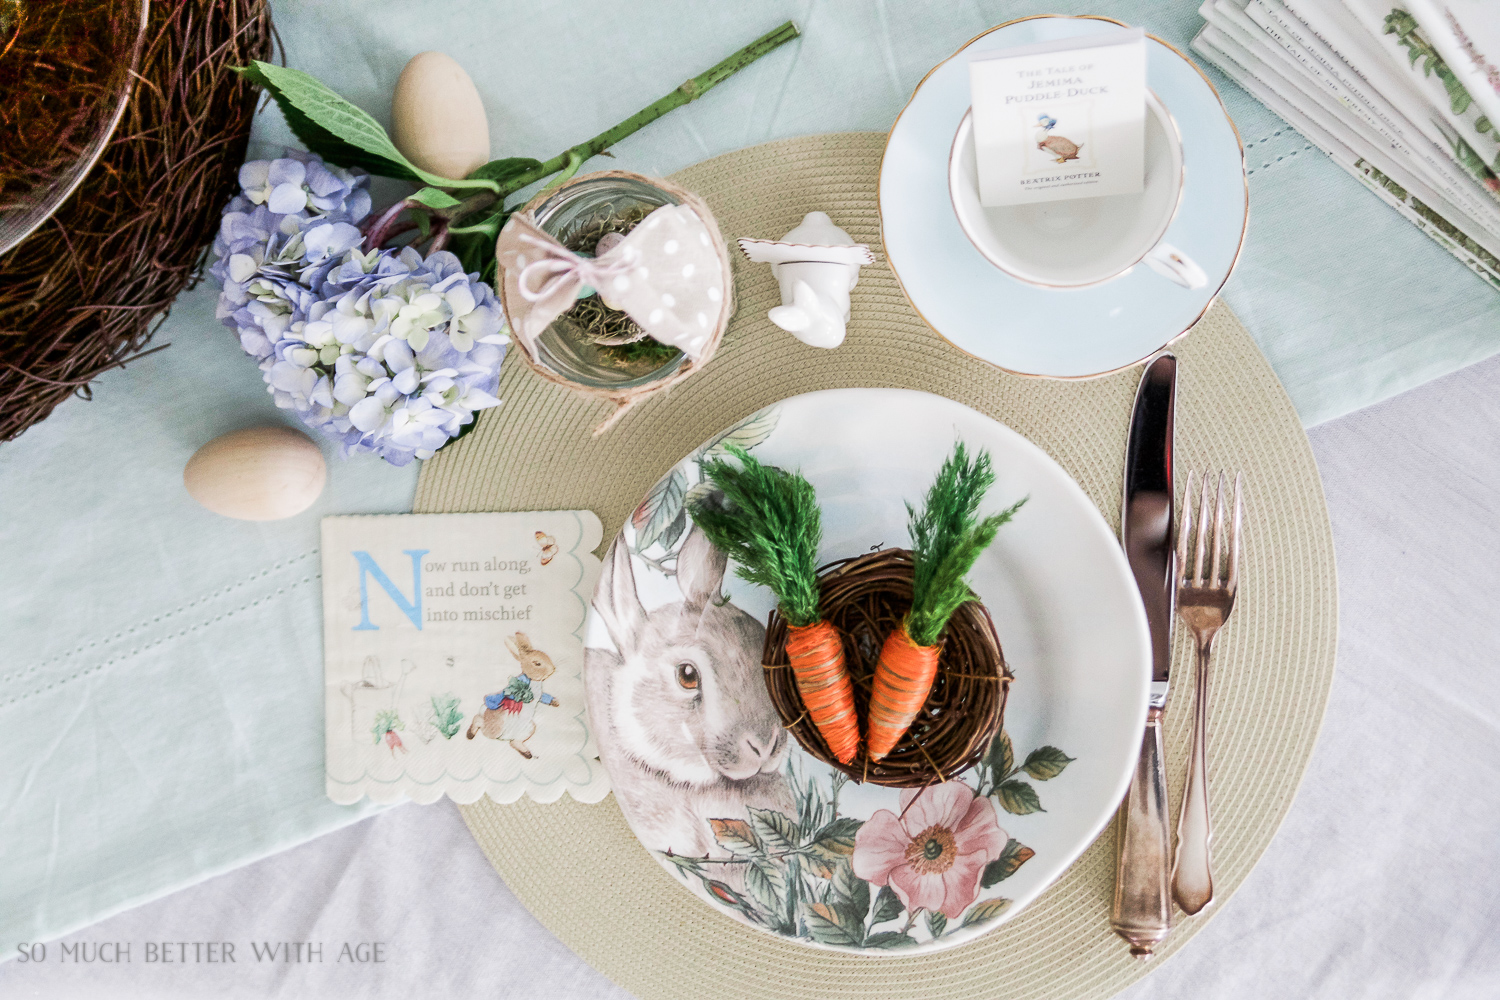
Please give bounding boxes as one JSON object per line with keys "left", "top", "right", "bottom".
{"left": 583, "top": 388, "right": 1151, "bottom": 954}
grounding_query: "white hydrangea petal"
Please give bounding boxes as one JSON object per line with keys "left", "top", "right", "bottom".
{"left": 349, "top": 396, "right": 388, "bottom": 432}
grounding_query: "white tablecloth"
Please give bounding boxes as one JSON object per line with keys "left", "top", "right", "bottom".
{"left": 3, "top": 343, "right": 1497, "bottom": 999}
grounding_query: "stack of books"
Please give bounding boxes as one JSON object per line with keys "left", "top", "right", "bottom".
{"left": 1193, "top": 1, "right": 1500, "bottom": 288}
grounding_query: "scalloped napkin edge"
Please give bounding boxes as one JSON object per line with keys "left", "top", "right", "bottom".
{"left": 322, "top": 510, "right": 610, "bottom": 805}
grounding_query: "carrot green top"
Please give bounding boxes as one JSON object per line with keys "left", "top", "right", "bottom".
{"left": 905, "top": 442, "right": 1027, "bottom": 648}
{"left": 688, "top": 445, "right": 823, "bottom": 628}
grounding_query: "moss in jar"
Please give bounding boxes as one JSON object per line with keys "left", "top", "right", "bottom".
{"left": 558, "top": 206, "right": 682, "bottom": 371}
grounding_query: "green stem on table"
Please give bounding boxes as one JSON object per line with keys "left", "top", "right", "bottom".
{"left": 494, "top": 20, "right": 800, "bottom": 199}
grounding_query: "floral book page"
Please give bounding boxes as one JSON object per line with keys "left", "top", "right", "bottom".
{"left": 322, "top": 511, "right": 609, "bottom": 805}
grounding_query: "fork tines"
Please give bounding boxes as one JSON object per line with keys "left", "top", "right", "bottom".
{"left": 1177, "top": 471, "right": 1243, "bottom": 592}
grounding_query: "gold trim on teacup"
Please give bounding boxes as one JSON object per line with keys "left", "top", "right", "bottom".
{"left": 878, "top": 14, "right": 1250, "bottom": 381}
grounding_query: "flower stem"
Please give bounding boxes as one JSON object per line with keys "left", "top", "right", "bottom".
{"left": 497, "top": 20, "right": 800, "bottom": 198}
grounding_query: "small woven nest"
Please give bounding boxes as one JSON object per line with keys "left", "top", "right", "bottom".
{"left": 762, "top": 548, "right": 1011, "bottom": 787}
{"left": 0, "top": 0, "right": 272, "bottom": 441}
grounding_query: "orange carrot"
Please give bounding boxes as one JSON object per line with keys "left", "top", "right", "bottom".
{"left": 690, "top": 445, "right": 860, "bottom": 764}
{"left": 866, "top": 443, "right": 1026, "bottom": 759}
{"left": 785, "top": 619, "right": 859, "bottom": 764}
{"left": 865, "top": 624, "right": 941, "bottom": 760}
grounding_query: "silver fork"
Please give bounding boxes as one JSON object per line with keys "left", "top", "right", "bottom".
{"left": 1171, "top": 470, "right": 1243, "bottom": 915}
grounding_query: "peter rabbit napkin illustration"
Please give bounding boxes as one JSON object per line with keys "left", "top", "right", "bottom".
{"left": 321, "top": 511, "right": 609, "bottom": 805}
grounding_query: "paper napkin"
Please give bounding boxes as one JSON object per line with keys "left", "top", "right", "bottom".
{"left": 321, "top": 511, "right": 609, "bottom": 805}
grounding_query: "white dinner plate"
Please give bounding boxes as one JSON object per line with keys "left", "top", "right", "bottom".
{"left": 880, "top": 15, "right": 1247, "bottom": 378}
{"left": 584, "top": 389, "right": 1151, "bottom": 954}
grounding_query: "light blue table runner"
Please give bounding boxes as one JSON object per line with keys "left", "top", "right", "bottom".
{"left": 4, "top": 0, "right": 1497, "bottom": 957}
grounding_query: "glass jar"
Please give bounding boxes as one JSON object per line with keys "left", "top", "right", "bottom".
{"left": 527, "top": 174, "right": 687, "bottom": 390}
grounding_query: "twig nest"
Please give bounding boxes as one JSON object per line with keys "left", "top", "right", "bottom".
{"left": 184, "top": 426, "right": 326, "bottom": 521}
{"left": 390, "top": 51, "right": 490, "bottom": 180}
{"left": 763, "top": 548, "right": 1010, "bottom": 787}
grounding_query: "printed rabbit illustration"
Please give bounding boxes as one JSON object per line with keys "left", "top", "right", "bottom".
{"left": 466, "top": 631, "right": 561, "bottom": 758}
{"left": 585, "top": 524, "right": 793, "bottom": 863}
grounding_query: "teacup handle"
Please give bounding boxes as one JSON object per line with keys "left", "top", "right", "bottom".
{"left": 1145, "top": 243, "right": 1208, "bottom": 289}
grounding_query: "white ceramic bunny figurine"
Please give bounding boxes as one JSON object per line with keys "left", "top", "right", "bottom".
{"left": 738, "top": 212, "right": 874, "bottom": 349}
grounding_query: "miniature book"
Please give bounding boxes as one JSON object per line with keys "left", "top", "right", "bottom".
{"left": 322, "top": 510, "right": 609, "bottom": 805}
{"left": 969, "top": 26, "right": 1146, "bottom": 206}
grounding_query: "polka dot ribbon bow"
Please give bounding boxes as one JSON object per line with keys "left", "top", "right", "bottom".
{"left": 496, "top": 204, "right": 726, "bottom": 360}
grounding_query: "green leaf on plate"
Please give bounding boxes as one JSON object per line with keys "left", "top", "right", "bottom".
{"left": 960, "top": 897, "right": 1012, "bottom": 928}
{"left": 1022, "top": 746, "right": 1075, "bottom": 781}
{"left": 985, "top": 730, "right": 1015, "bottom": 779}
{"left": 810, "top": 816, "right": 861, "bottom": 856}
{"left": 748, "top": 807, "right": 801, "bottom": 855}
{"left": 997, "top": 779, "right": 1044, "bottom": 815}
{"left": 236, "top": 61, "right": 498, "bottom": 192}
{"left": 980, "top": 838, "right": 1036, "bottom": 887}
{"left": 744, "top": 859, "right": 785, "bottom": 915}
{"left": 805, "top": 903, "right": 862, "bottom": 947}
{"left": 872, "top": 885, "right": 904, "bottom": 924}
{"left": 631, "top": 468, "right": 687, "bottom": 551}
{"left": 708, "top": 817, "right": 761, "bottom": 857}
{"left": 695, "top": 408, "right": 779, "bottom": 462}
{"left": 863, "top": 931, "right": 918, "bottom": 949}
{"left": 926, "top": 910, "right": 947, "bottom": 939}
{"left": 831, "top": 859, "right": 869, "bottom": 919}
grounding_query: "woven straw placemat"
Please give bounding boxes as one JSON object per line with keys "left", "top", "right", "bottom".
{"left": 414, "top": 132, "right": 1337, "bottom": 1000}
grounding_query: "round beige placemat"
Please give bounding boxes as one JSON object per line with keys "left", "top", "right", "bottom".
{"left": 414, "top": 132, "right": 1338, "bottom": 1000}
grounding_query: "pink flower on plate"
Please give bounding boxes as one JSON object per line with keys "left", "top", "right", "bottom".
{"left": 852, "top": 782, "right": 1007, "bottom": 920}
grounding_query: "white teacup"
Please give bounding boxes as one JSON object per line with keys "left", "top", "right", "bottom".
{"left": 949, "top": 91, "right": 1206, "bottom": 290}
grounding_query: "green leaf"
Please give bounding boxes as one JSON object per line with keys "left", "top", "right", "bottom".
{"left": 872, "top": 885, "right": 903, "bottom": 924}
{"left": 980, "top": 838, "right": 1036, "bottom": 887}
{"left": 631, "top": 468, "right": 688, "bottom": 551}
{"left": 805, "top": 903, "right": 862, "bottom": 947}
{"left": 1022, "top": 746, "right": 1075, "bottom": 781}
{"left": 695, "top": 408, "right": 780, "bottom": 462}
{"left": 985, "top": 730, "right": 1015, "bottom": 778}
{"left": 960, "top": 897, "right": 1012, "bottom": 928}
{"left": 408, "top": 186, "right": 462, "bottom": 210}
{"left": 863, "top": 931, "right": 918, "bottom": 950}
{"left": 926, "top": 910, "right": 948, "bottom": 938}
{"left": 744, "top": 859, "right": 786, "bottom": 916}
{"left": 831, "top": 859, "right": 869, "bottom": 921}
{"left": 658, "top": 510, "right": 688, "bottom": 553}
{"left": 749, "top": 808, "right": 801, "bottom": 855}
{"left": 467, "top": 156, "right": 543, "bottom": 185}
{"left": 707, "top": 818, "right": 761, "bottom": 857}
{"left": 236, "top": 61, "right": 498, "bottom": 192}
{"left": 811, "top": 816, "right": 861, "bottom": 855}
{"left": 997, "top": 780, "right": 1045, "bottom": 815}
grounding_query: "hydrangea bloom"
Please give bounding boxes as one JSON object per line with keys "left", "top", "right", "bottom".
{"left": 211, "top": 151, "right": 507, "bottom": 466}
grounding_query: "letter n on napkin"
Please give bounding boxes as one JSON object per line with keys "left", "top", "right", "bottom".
{"left": 321, "top": 511, "right": 609, "bottom": 804}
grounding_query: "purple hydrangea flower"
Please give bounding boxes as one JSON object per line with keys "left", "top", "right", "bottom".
{"left": 210, "top": 151, "right": 507, "bottom": 466}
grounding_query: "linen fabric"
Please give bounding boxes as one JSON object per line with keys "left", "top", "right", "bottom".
{"left": 4, "top": 0, "right": 1496, "bottom": 966}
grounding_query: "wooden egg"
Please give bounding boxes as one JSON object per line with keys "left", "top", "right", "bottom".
{"left": 184, "top": 426, "right": 327, "bottom": 521}
{"left": 390, "top": 51, "right": 491, "bottom": 181}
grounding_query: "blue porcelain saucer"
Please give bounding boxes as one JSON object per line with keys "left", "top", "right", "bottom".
{"left": 880, "top": 15, "right": 1247, "bottom": 379}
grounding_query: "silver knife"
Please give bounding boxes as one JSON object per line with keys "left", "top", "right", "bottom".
{"left": 1110, "top": 351, "right": 1178, "bottom": 958}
